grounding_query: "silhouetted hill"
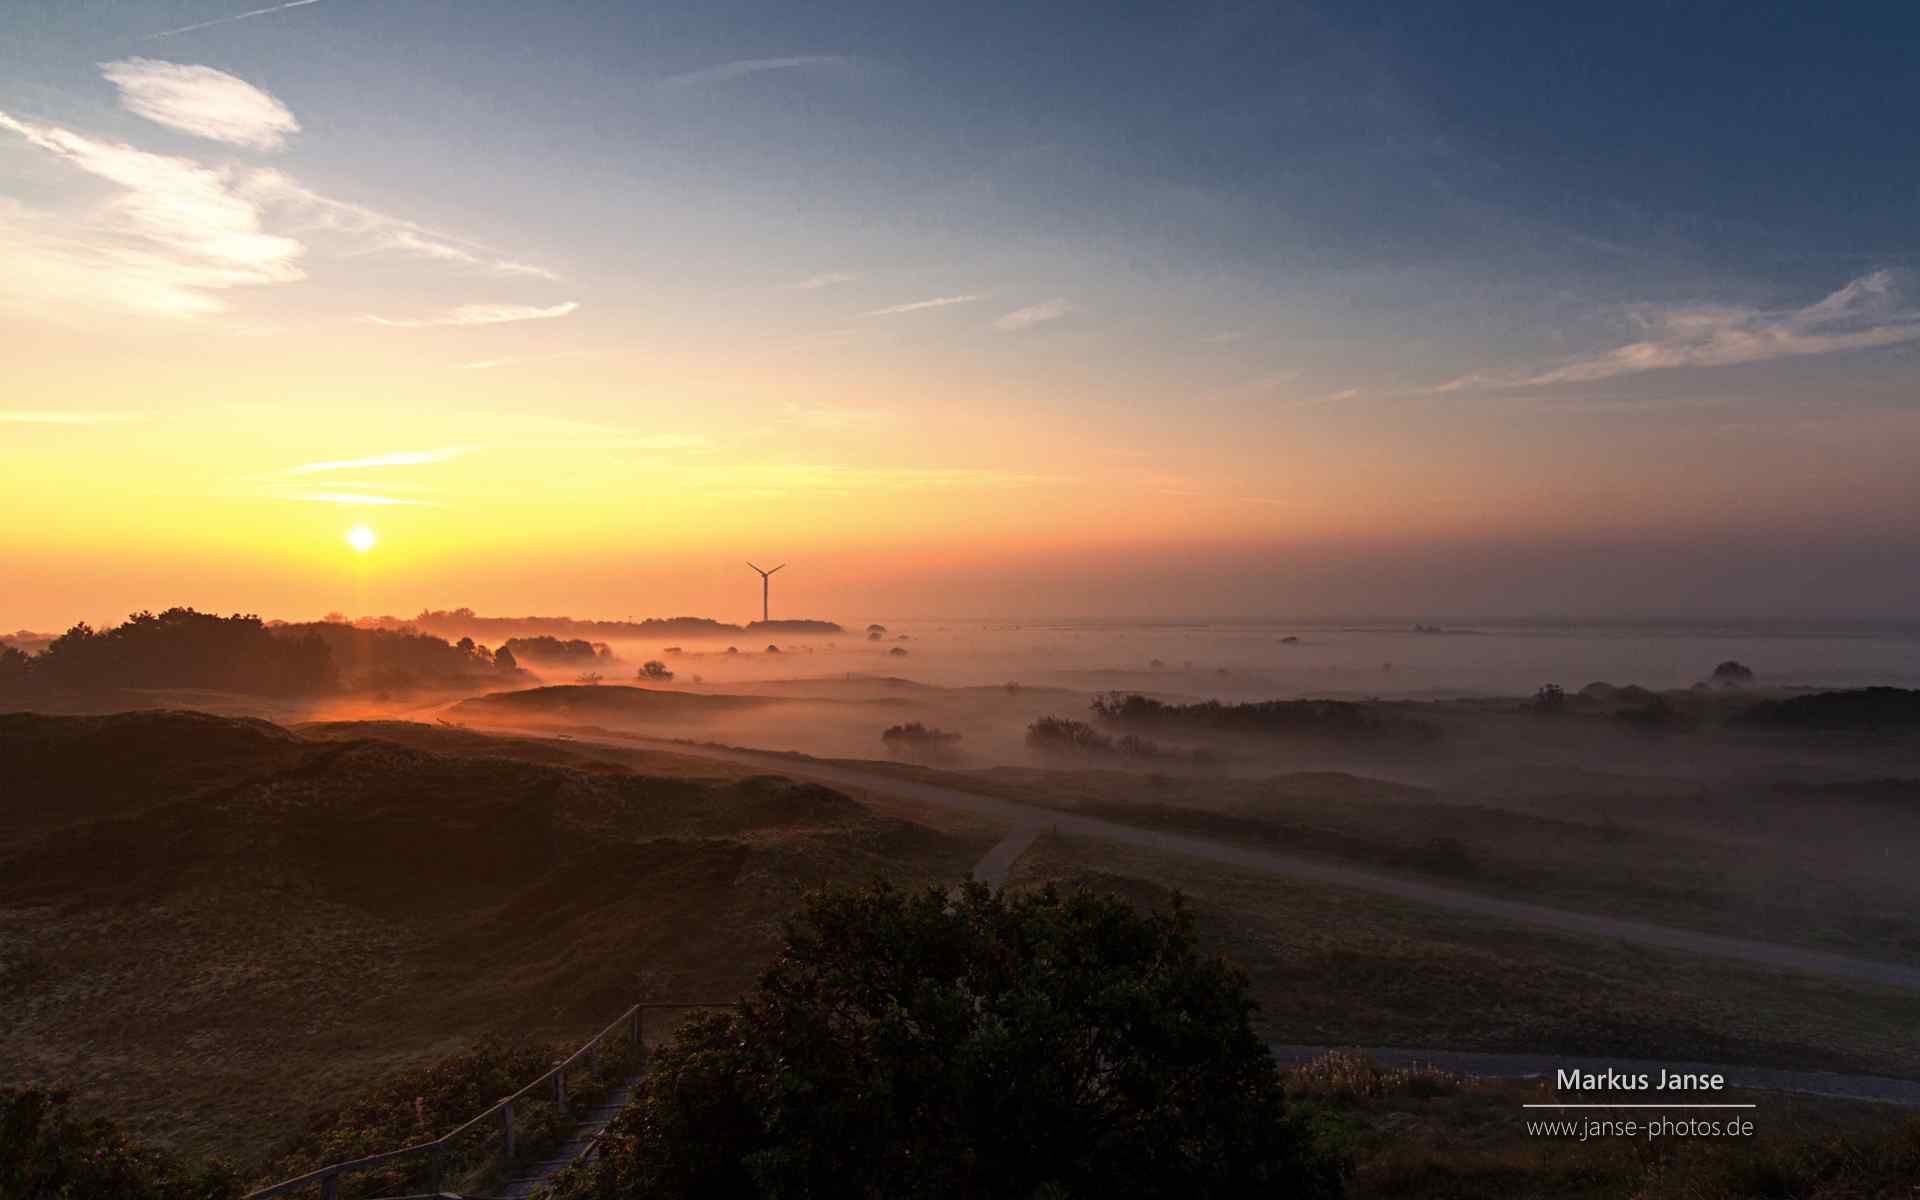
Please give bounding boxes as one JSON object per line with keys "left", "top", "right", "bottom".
{"left": 403, "top": 608, "right": 845, "bottom": 641}
{"left": 450, "top": 683, "right": 778, "bottom": 726}
{"left": 1739, "top": 687, "right": 1920, "bottom": 733}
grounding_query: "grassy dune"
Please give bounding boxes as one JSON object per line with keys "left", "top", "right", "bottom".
{"left": 868, "top": 757, "right": 1920, "bottom": 962}
{"left": 1009, "top": 832, "right": 1920, "bottom": 1078}
{"left": 0, "top": 712, "right": 985, "bottom": 1164}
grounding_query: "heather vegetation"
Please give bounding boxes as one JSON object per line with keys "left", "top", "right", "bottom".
{"left": 0, "top": 1086, "right": 240, "bottom": 1200}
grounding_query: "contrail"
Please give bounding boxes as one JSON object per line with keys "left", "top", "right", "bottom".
{"left": 145, "top": 0, "right": 324, "bottom": 39}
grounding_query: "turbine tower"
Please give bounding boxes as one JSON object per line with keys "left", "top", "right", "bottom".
{"left": 747, "top": 561, "right": 785, "bottom": 623}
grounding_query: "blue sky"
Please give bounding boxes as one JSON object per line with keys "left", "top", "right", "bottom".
{"left": 2, "top": 1, "right": 1918, "bottom": 622}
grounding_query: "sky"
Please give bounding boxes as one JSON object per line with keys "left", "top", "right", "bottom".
{"left": 3, "top": 0, "right": 1919, "bottom": 628}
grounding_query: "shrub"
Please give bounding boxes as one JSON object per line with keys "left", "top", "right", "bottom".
{"left": 549, "top": 881, "right": 1341, "bottom": 1200}
{"left": 1711, "top": 660, "right": 1756, "bottom": 686}
{"left": 881, "top": 722, "right": 961, "bottom": 745}
{"left": 1, "top": 1085, "right": 239, "bottom": 1200}
{"left": 1283, "top": 1051, "right": 1463, "bottom": 1102}
{"left": 1026, "top": 716, "right": 1115, "bottom": 753}
{"left": 639, "top": 660, "right": 674, "bottom": 682}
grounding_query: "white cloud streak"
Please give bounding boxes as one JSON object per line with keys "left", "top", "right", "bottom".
{"left": 0, "top": 112, "right": 303, "bottom": 315}
{"left": 241, "top": 170, "right": 560, "bottom": 280}
{"left": 1525, "top": 270, "right": 1920, "bottom": 384}
{"left": 291, "top": 492, "right": 433, "bottom": 506}
{"left": 290, "top": 447, "right": 469, "bottom": 474}
{"left": 993, "top": 298, "right": 1073, "bottom": 332}
{"left": 1435, "top": 270, "right": 1920, "bottom": 393}
{"left": 145, "top": 0, "right": 325, "bottom": 40}
{"left": 0, "top": 105, "right": 559, "bottom": 317}
{"left": 862, "top": 294, "right": 979, "bottom": 317}
{"left": 101, "top": 58, "right": 299, "bottom": 151}
{"left": 657, "top": 56, "right": 850, "bottom": 90}
{"left": 362, "top": 301, "right": 580, "bottom": 328}
{"left": 782, "top": 271, "right": 856, "bottom": 290}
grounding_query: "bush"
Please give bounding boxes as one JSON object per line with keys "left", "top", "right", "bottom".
{"left": 881, "top": 722, "right": 961, "bottom": 745}
{"left": 639, "top": 660, "right": 674, "bottom": 682}
{"left": 1, "top": 1086, "right": 239, "bottom": 1200}
{"left": 1026, "top": 716, "right": 1115, "bottom": 754}
{"left": 550, "top": 881, "right": 1341, "bottom": 1200}
{"left": 1711, "top": 660, "right": 1756, "bottom": 686}
{"left": 1088, "top": 693, "right": 1435, "bottom": 743}
{"left": 255, "top": 1034, "right": 639, "bottom": 1198}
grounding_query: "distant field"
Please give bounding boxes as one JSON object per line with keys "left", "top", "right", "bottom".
{"left": 1009, "top": 833, "right": 1920, "bottom": 1079}
{"left": 853, "top": 756, "right": 1920, "bottom": 963}
{"left": 0, "top": 712, "right": 989, "bottom": 1164}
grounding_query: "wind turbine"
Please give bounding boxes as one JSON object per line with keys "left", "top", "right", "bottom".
{"left": 747, "top": 561, "right": 785, "bottom": 623}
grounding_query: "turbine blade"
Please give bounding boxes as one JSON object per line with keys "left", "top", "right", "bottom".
{"left": 770, "top": 564, "right": 786, "bottom": 574}
{"left": 747, "top": 562, "right": 763, "bottom": 574}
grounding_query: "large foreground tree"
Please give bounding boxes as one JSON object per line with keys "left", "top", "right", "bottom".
{"left": 557, "top": 880, "right": 1340, "bottom": 1200}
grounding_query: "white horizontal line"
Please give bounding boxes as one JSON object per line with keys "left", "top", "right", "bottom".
{"left": 1523, "top": 1104, "right": 1758, "bottom": 1109}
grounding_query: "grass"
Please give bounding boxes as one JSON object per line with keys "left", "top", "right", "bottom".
{"left": 1009, "top": 832, "right": 1920, "bottom": 1078}
{"left": 1280, "top": 1053, "right": 1920, "bottom": 1200}
{"left": 0, "top": 713, "right": 983, "bottom": 1166}
{"left": 852, "top": 755, "right": 1920, "bottom": 963}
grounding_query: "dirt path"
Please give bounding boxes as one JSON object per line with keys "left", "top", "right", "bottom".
{"left": 1267, "top": 1045, "right": 1920, "bottom": 1107}
{"left": 972, "top": 821, "right": 1045, "bottom": 889}
{"left": 578, "top": 735, "right": 1920, "bottom": 993}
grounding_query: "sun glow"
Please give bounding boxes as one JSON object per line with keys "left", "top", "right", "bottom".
{"left": 345, "top": 524, "right": 377, "bottom": 552}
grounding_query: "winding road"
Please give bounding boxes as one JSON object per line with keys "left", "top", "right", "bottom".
{"left": 587, "top": 736, "right": 1920, "bottom": 994}
{"left": 496, "top": 726, "right": 1920, "bottom": 1108}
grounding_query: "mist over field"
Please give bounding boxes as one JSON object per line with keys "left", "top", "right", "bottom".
{"left": 10, "top": 0, "right": 1920, "bottom": 1195}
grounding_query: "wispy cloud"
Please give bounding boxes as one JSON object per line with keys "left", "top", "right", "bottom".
{"left": 101, "top": 58, "right": 299, "bottom": 151}
{"left": 0, "top": 410, "right": 147, "bottom": 424}
{"left": 145, "top": 0, "right": 325, "bottom": 40}
{"left": 363, "top": 301, "right": 580, "bottom": 328}
{"left": 0, "top": 113, "right": 303, "bottom": 316}
{"left": 993, "top": 298, "right": 1074, "bottom": 332}
{"left": 242, "top": 170, "right": 559, "bottom": 280}
{"left": 290, "top": 492, "right": 433, "bottom": 506}
{"left": 290, "top": 447, "right": 469, "bottom": 474}
{"left": 1435, "top": 270, "right": 1920, "bottom": 392}
{"left": 658, "top": 56, "right": 850, "bottom": 90}
{"left": 0, "top": 101, "right": 557, "bottom": 318}
{"left": 701, "top": 464, "right": 1045, "bottom": 495}
{"left": 862, "top": 294, "right": 979, "bottom": 317}
{"left": 781, "top": 271, "right": 856, "bottom": 290}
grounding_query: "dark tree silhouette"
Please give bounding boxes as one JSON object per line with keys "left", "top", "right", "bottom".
{"left": 551, "top": 881, "right": 1338, "bottom": 1200}
{"left": 639, "top": 660, "right": 674, "bottom": 682}
{"left": 1711, "top": 660, "right": 1756, "bottom": 686}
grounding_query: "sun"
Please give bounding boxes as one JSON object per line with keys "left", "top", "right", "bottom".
{"left": 345, "top": 524, "right": 377, "bottom": 553}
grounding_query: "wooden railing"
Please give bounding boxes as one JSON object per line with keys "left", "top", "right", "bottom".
{"left": 244, "top": 1002, "right": 732, "bottom": 1200}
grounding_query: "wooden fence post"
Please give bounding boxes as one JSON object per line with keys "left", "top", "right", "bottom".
{"left": 431, "top": 1143, "right": 446, "bottom": 1192}
{"left": 320, "top": 1173, "right": 338, "bottom": 1200}
{"left": 553, "top": 1067, "right": 566, "bottom": 1108}
{"left": 502, "top": 1100, "right": 515, "bottom": 1160}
